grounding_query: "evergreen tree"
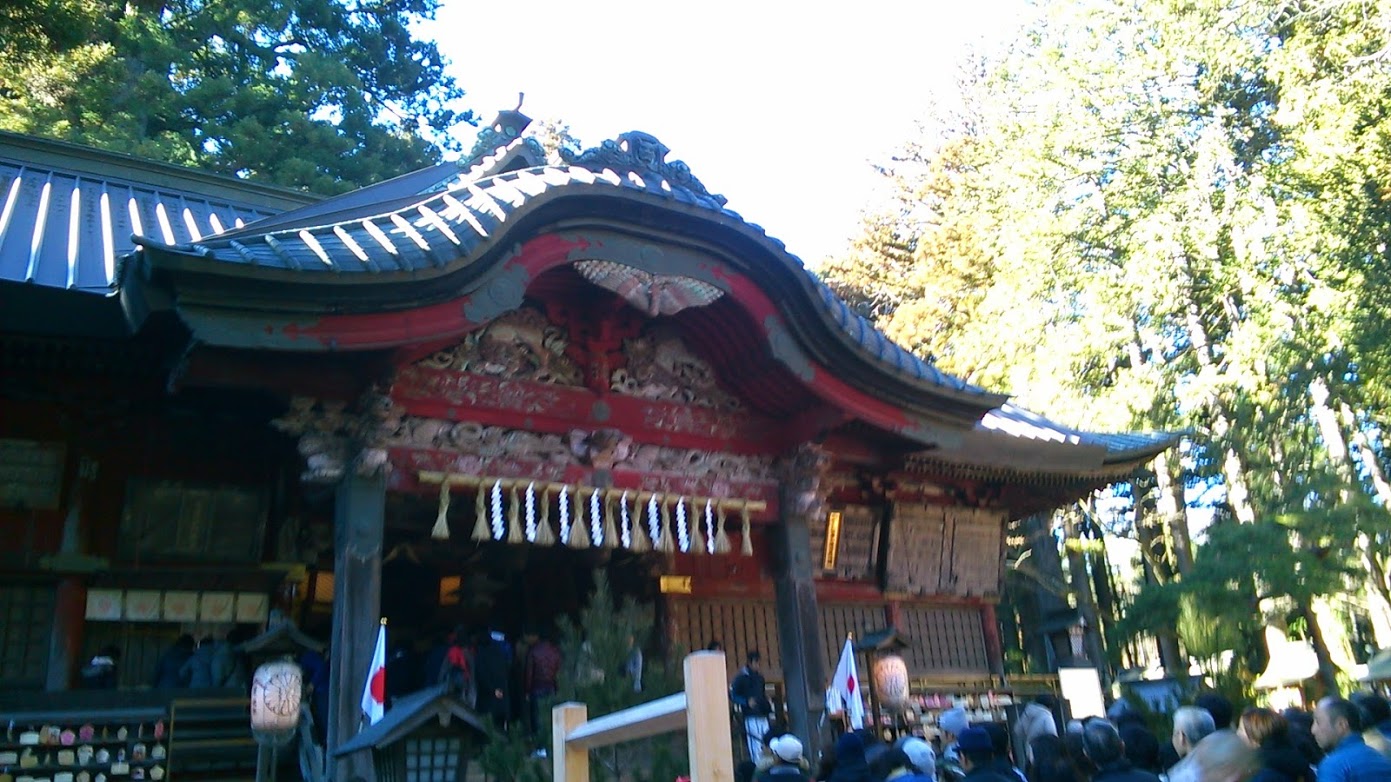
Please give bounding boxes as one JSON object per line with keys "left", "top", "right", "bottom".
{"left": 0, "top": 0, "right": 472, "bottom": 193}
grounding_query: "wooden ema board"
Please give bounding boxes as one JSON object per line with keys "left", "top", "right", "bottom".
{"left": 887, "top": 505, "right": 1005, "bottom": 598}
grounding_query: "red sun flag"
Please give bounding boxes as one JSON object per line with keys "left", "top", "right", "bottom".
{"left": 361, "top": 621, "right": 387, "bottom": 725}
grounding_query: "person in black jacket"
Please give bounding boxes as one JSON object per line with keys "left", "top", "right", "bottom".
{"left": 958, "top": 727, "right": 1017, "bottom": 782}
{"left": 1079, "top": 720, "right": 1160, "bottom": 782}
{"left": 473, "top": 630, "right": 512, "bottom": 729}
{"left": 1237, "top": 708, "right": 1313, "bottom": 782}
{"left": 731, "top": 650, "right": 773, "bottom": 762}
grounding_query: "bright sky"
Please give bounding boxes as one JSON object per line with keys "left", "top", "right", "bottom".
{"left": 420, "top": 0, "right": 1026, "bottom": 267}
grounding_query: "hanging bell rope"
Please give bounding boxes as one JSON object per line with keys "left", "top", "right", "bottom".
{"left": 535, "top": 485, "right": 556, "bottom": 547}
{"left": 471, "top": 477, "right": 490, "bottom": 542}
{"left": 432, "top": 478, "right": 452, "bottom": 540}
{"left": 507, "top": 484, "right": 524, "bottom": 543}
{"left": 740, "top": 502, "right": 754, "bottom": 557}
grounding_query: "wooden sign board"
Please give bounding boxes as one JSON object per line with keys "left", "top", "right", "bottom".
{"left": 0, "top": 439, "right": 65, "bottom": 510}
{"left": 828, "top": 505, "right": 879, "bottom": 580}
{"left": 947, "top": 509, "right": 1005, "bottom": 597}
{"left": 886, "top": 504, "right": 947, "bottom": 595}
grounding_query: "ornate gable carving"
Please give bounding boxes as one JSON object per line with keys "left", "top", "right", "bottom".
{"left": 560, "top": 131, "right": 728, "bottom": 207}
{"left": 611, "top": 326, "right": 742, "bottom": 412}
{"left": 417, "top": 306, "right": 582, "bottom": 386}
{"left": 575, "top": 260, "right": 724, "bottom": 317}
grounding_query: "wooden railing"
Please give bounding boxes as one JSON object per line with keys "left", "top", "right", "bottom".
{"left": 552, "top": 651, "right": 734, "bottom": 782}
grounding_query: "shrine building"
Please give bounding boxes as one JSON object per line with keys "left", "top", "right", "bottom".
{"left": 0, "top": 114, "right": 1174, "bottom": 775}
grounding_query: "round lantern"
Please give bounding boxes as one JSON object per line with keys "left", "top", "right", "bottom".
{"left": 872, "top": 654, "right": 910, "bottom": 708}
{"left": 250, "top": 659, "right": 303, "bottom": 746}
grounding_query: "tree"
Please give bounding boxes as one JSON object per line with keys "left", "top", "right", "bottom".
{"left": 0, "top": 0, "right": 472, "bottom": 193}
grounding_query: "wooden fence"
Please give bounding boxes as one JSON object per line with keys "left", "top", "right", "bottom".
{"left": 552, "top": 651, "right": 734, "bottom": 782}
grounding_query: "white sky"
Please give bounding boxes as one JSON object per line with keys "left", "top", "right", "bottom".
{"left": 420, "top": 0, "right": 1027, "bottom": 266}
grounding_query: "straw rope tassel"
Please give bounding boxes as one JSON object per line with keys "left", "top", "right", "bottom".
{"left": 658, "top": 495, "right": 676, "bottom": 553}
{"left": 602, "top": 492, "right": 620, "bottom": 549}
{"left": 507, "top": 484, "right": 524, "bottom": 543}
{"left": 694, "top": 498, "right": 710, "bottom": 555}
{"left": 535, "top": 485, "right": 556, "bottom": 547}
{"left": 431, "top": 479, "right": 452, "bottom": 540}
{"left": 471, "top": 478, "right": 490, "bottom": 542}
{"left": 570, "top": 488, "right": 592, "bottom": 549}
{"left": 628, "top": 493, "right": 651, "bottom": 553}
{"left": 740, "top": 502, "right": 754, "bottom": 556}
{"left": 713, "top": 502, "right": 731, "bottom": 554}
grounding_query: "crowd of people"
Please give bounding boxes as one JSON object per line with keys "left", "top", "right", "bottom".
{"left": 735, "top": 690, "right": 1391, "bottom": 782}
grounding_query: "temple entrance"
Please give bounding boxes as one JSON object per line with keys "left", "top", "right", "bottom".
{"left": 371, "top": 491, "right": 662, "bottom": 687}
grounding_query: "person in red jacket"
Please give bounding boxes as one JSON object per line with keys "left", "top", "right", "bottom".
{"left": 525, "top": 628, "right": 563, "bottom": 749}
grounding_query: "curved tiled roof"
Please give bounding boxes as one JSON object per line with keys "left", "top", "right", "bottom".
{"left": 135, "top": 130, "right": 997, "bottom": 404}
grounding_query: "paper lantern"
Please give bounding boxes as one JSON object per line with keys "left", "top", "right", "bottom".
{"left": 251, "top": 659, "right": 303, "bottom": 745}
{"left": 873, "top": 654, "right": 910, "bottom": 707}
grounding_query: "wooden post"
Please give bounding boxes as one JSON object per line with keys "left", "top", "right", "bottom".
{"left": 773, "top": 444, "right": 831, "bottom": 753}
{"left": 553, "top": 702, "right": 588, "bottom": 782}
{"left": 685, "top": 652, "right": 734, "bottom": 782}
{"left": 326, "top": 470, "right": 385, "bottom": 782}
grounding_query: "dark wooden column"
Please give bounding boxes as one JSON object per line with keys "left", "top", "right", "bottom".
{"left": 773, "top": 444, "right": 831, "bottom": 752}
{"left": 327, "top": 469, "right": 386, "bottom": 782}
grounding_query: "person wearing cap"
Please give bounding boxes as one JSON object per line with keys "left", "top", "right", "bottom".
{"left": 957, "top": 726, "right": 1015, "bottom": 782}
{"left": 759, "top": 734, "right": 811, "bottom": 782}
{"left": 938, "top": 707, "right": 971, "bottom": 782}
{"left": 900, "top": 738, "right": 936, "bottom": 782}
{"left": 732, "top": 650, "right": 775, "bottom": 762}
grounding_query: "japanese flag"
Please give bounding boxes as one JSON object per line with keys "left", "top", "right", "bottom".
{"left": 826, "top": 638, "right": 865, "bottom": 729}
{"left": 361, "top": 620, "right": 387, "bottom": 725}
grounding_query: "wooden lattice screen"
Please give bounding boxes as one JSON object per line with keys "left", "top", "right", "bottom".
{"left": 667, "top": 599, "right": 783, "bottom": 680}
{"left": 897, "top": 604, "right": 989, "bottom": 674}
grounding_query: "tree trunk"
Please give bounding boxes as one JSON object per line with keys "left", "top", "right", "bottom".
{"left": 1311, "top": 380, "right": 1391, "bottom": 647}
{"left": 1184, "top": 296, "right": 1257, "bottom": 524}
{"left": 1153, "top": 450, "right": 1194, "bottom": 575}
{"left": 1299, "top": 596, "right": 1342, "bottom": 697}
{"left": 1062, "top": 506, "right": 1108, "bottom": 684}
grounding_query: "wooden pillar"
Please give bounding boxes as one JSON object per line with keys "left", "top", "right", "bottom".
{"left": 773, "top": 444, "right": 831, "bottom": 753}
{"left": 552, "top": 703, "right": 588, "bottom": 782}
{"left": 981, "top": 603, "right": 1005, "bottom": 676}
{"left": 685, "top": 651, "right": 735, "bottom": 782}
{"left": 326, "top": 470, "right": 385, "bottom": 782}
{"left": 45, "top": 472, "right": 90, "bottom": 691}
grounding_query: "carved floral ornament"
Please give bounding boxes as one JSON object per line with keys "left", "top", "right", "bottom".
{"left": 610, "top": 324, "right": 742, "bottom": 412}
{"left": 417, "top": 308, "right": 583, "bottom": 386}
{"left": 420, "top": 472, "right": 759, "bottom": 557}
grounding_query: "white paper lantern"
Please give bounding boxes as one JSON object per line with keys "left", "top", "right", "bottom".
{"left": 251, "top": 659, "right": 303, "bottom": 745}
{"left": 873, "top": 654, "right": 910, "bottom": 707}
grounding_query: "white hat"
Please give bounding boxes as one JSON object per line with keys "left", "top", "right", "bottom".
{"left": 770, "top": 735, "right": 804, "bottom": 764}
{"left": 939, "top": 707, "right": 969, "bottom": 738}
{"left": 902, "top": 738, "right": 936, "bottom": 777}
